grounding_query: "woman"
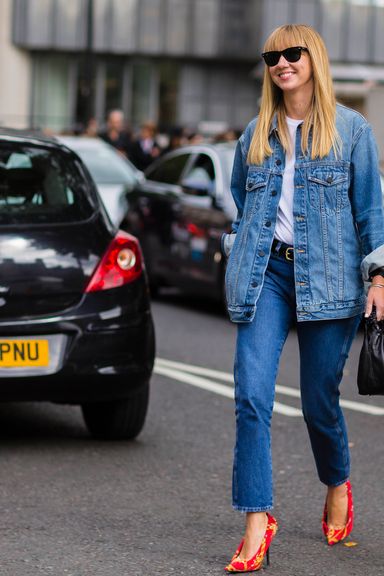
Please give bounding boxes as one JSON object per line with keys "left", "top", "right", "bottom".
{"left": 222, "top": 24, "right": 384, "bottom": 573}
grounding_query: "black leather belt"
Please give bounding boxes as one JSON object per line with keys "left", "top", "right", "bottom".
{"left": 271, "top": 238, "right": 294, "bottom": 262}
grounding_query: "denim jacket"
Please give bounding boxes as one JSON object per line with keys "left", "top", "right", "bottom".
{"left": 223, "top": 103, "right": 384, "bottom": 323}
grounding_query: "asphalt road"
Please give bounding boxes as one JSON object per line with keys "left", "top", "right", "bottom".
{"left": 0, "top": 290, "right": 384, "bottom": 576}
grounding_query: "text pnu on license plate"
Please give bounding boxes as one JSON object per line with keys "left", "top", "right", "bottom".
{"left": 0, "top": 339, "right": 49, "bottom": 367}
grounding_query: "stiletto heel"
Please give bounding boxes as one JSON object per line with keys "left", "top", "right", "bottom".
{"left": 322, "top": 480, "right": 354, "bottom": 546}
{"left": 225, "top": 513, "right": 277, "bottom": 573}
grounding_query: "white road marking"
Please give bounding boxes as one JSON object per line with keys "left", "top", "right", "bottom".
{"left": 154, "top": 363, "right": 302, "bottom": 417}
{"left": 155, "top": 358, "right": 384, "bottom": 416}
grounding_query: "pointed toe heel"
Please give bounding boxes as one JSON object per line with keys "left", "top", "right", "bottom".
{"left": 322, "top": 480, "right": 354, "bottom": 546}
{"left": 225, "top": 513, "right": 278, "bottom": 573}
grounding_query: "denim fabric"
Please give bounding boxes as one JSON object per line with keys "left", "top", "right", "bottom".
{"left": 232, "top": 252, "right": 360, "bottom": 512}
{"left": 224, "top": 104, "right": 384, "bottom": 323}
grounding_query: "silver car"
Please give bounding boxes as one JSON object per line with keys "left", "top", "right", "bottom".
{"left": 57, "top": 136, "right": 143, "bottom": 226}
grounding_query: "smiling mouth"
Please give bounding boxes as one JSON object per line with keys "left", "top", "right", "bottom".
{"left": 278, "top": 71, "right": 295, "bottom": 79}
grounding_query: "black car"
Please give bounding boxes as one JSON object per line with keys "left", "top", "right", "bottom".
{"left": 123, "top": 142, "right": 237, "bottom": 303}
{"left": 0, "top": 130, "right": 155, "bottom": 439}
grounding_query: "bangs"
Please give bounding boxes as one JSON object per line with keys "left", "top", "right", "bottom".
{"left": 263, "top": 25, "right": 307, "bottom": 52}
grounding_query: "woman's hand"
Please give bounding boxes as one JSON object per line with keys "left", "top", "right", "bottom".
{"left": 365, "top": 275, "right": 384, "bottom": 320}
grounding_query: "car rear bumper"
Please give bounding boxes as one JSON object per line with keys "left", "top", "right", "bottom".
{"left": 0, "top": 286, "right": 155, "bottom": 403}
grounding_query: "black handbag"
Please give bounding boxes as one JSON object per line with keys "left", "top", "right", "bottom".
{"left": 357, "top": 314, "right": 384, "bottom": 395}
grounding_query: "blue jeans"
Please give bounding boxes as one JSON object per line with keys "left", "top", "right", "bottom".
{"left": 232, "top": 253, "right": 361, "bottom": 512}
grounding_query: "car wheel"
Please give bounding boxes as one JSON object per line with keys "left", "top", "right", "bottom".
{"left": 81, "top": 384, "right": 149, "bottom": 440}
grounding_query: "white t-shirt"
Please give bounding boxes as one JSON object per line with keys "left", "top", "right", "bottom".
{"left": 274, "top": 116, "right": 302, "bottom": 245}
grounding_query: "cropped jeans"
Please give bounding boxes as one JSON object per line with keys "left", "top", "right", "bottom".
{"left": 232, "top": 252, "right": 361, "bottom": 512}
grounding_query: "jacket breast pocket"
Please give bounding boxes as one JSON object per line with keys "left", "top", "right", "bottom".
{"left": 244, "top": 169, "right": 270, "bottom": 216}
{"left": 308, "top": 166, "right": 349, "bottom": 215}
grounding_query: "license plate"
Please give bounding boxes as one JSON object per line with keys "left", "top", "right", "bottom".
{"left": 0, "top": 339, "right": 49, "bottom": 367}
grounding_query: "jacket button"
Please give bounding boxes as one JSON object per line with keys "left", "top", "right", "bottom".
{"left": 276, "top": 159, "right": 282, "bottom": 166}
{"left": 265, "top": 221, "right": 271, "bottom": 227}
{"left": 271, "top": 190, "right": 277, "bottom": 196}
{"left": 251, "top": 281, "right": 258, "bottom": 287}
{"left": 245, "top": 311, "right": 252, "bottom": 318}
{"left": 258, "top": 250, "right": 265, "bottom": 257}
{"left": 326, "top": 176, "right": 333, "bottom": 183}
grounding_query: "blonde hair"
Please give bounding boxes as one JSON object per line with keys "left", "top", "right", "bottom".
{"left": 248, "top": 24, "right": 340, "bottom": 165}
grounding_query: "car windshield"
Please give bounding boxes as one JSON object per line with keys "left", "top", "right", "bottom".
{"left": 0, "top": 142, "right": 95, "bottom": 224}
{"left": 72, "top": 143, "right": 139, "bottom": 186}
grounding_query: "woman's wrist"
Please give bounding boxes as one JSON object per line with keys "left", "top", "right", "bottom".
{"left": 369, "top": 267, "right": 384, "bottom": 281}
{"left": 370, "top": 275, "right": 384, "bottom": 288}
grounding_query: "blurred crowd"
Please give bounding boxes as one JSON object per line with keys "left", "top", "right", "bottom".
{"left": 75, "top": 109, "right": 240, "bottom": 171}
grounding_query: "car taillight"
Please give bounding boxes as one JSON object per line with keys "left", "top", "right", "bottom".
{"left": 85, "top": 231, "right": 143, "bottom": 293}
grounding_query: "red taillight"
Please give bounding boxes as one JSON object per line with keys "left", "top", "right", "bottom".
{"left": 186, "top": 222, "right": 206, "bottom": 238}
{"left": 85, "top": 231, "right": 143, "bottom": 293}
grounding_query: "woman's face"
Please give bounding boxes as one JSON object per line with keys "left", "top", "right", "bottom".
{"left": 268, "top": 45, "right": 313, "bottom": 96}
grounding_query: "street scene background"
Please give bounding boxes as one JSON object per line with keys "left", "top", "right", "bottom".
{"left": 1, "top": 1, "right": 384, "bottom": 575}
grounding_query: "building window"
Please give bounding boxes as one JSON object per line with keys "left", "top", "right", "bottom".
{"left": 105, "top": 59, "right": 125, "bottom": 115}
{"left": 131, "top": 60, "right": 156, "bottom": 127}
{"left": 32, "top": 54, "right": 73, "bottom": 132}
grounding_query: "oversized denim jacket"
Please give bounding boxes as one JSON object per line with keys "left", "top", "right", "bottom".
{"left": 224, "top": 104, "right": 384, "bottom": 323}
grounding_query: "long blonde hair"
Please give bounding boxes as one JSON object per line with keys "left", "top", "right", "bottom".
{"left": 248, "top": 24, "right": 340, "bottom": 165}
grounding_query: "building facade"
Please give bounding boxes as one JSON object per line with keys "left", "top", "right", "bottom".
{"left": 2, "top": 0, "right": 384, "bottom": 157}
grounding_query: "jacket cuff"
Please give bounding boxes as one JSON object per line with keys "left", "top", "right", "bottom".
{"left": 221, "top": 232, "right": 237, "bottom": 258}
{"left": 361, "top": 244, "right": 384, "bottom": 281}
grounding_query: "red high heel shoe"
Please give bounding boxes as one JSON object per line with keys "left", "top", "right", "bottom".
{"left": 322, "top": 480, "right": 353, "bottom": 546}
{"left": 225, "top": 513, "right": 278, "bottom": 573}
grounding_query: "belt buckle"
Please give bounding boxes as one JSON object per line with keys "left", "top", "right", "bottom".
{"left": 285, "top": 247, "right": 294, "bottom": 261}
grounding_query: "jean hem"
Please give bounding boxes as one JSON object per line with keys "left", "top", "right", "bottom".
{"left": 232, "top": 504, "right": 274, "bottom": 513}
{"left": 320, "top": 476, "right": 349, "bottom": 488}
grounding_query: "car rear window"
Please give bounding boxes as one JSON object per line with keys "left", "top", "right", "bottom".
{"left": 0, "top": 142, "right": 96, "bottom": 224}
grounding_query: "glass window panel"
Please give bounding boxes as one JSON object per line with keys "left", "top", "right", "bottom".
{"left": 183, "top": 154, "right": 216, "bottom": 196}
{"left": 293, "top": 0, "right": 318, "bottom": 24}
{"left": 93, "top": 0, "right": 110, "bottom": 50}
{"left": 131, "top": 61, "right": 154, "bottom": 126}
{"left": 110, "top": 0, "right": 138, "bottom": 52}
{"left": 12, "top": 0, "right": 28, "bottom": 46}
{"left": 54, "top": 0, "right": 87, "bottom": 49}
{"left": 138, "top": 0, "right": 162, "bottom": 53}
{"left": 164, "top": 0, "right": 189, "bottom": 54}
{"left": 260, "top": 0, "right": 291, "bottom": 43}
{"left": 347, "top": 3, "right": 371, "bottom": 61}
{"left": 0, "top": 143, "right": 94, "bottom": 224}
{"left": 177, "top": 66, "right": 206, "bottom": 126}
{"left": 192, "top": 0, "right": 220, "bottom": 56}
{"left": 26, "top": 0, "right": 53, "bottom": 46}
{"left": 32, "top": 55, "right": 71, "bottom": 132}
{"left": 206, "top": 69, "right": 231, "bottom": 123}
{"left": 373, "top": 5, "right": 384, "bottom": 62}
{"left": 146, "top": 153, "right": 191, "bottom": 184}
{"left": 319, "top": 0, "right": 346, "bottom": 61}
{"left": 232, "top": 74, "right": 259, "bottom": 130}
{"left": 104, "top": 59, "right": 124, "bottom": 114}
{"left": 158, "top": 62, "right": 180, "bottom": 128}
{"left": 218, "top": 0, "right": 251, "bottom": 57}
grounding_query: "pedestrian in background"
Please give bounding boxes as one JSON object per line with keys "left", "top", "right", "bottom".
{"left": 83, "top": 116, "right": 99, "bottom": 137}
{"left": 160, "top": 125, "right": 186, "bottom": 156}
{"left": 99, "top": 109, "right": 132, "bottom": 157}
{"left": 222, "top": 23, "right": 384, "bottom": 573}
{"left": 129, "top": 121, "right": 161, "bottom": 171}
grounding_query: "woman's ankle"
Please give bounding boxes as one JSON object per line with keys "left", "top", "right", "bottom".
{"left": 327, "top": 482, "right": 348, "bottom": 528}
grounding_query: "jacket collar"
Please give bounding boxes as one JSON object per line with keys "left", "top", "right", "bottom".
{"left": 269, "top": 114, "right": 278, "bottom": 136}
{"left": 268, "top": 113, "right": 304, "bottom": 135}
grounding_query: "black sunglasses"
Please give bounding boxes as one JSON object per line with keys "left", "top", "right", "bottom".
{"left": 261, "top": 46, "right": 309, "bottom": 67}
